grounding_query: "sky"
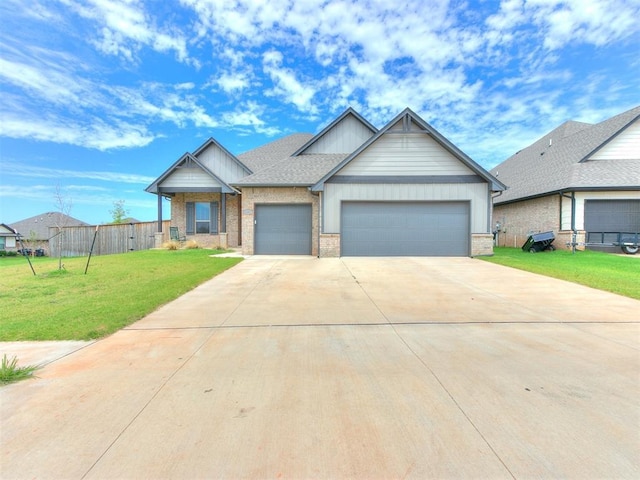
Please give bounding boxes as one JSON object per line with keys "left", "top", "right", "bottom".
{"left": 1, "top": 0, "right": 639, "bottom": 225}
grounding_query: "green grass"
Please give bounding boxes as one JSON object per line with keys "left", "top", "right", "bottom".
{"left": 0, "top": 250, "right": 242, "bottom": 341}
{"left": 0, "top": 354, "right": 40, "bottom": 385}
{"left": 479, "top": 247, "right": 640, "bottom": 300}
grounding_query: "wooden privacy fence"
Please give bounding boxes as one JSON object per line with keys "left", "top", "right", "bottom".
{"left": 49, "top": 221, "right": 170, "bottom": 257}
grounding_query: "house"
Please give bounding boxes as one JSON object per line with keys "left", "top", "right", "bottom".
{"left": 10, "top": 212, "right": 90, "bottom": 255}
{"left": 0, "top": 224, "right": 18, "bottom": 252}
{"left": 146, "top": 108, "right": 505, "bottom": 257}
{"left": 490, "top": 105, "right": 640, "bottom": 252}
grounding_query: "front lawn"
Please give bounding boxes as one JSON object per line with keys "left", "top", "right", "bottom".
{"left": 0, "top": 249, "right": 242, "bottom": 341}
{"left": 479, "top": 247, "right": 640, "bottom": 300}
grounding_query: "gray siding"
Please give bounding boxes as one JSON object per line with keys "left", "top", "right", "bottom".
{"left": 336, "top": 133, "right": 475, "bottom": 176}
{"left": 196, "top": 143, "right": 250, "bottom": 182}
{"left": 160, "top": 167, "right": 223, "bottom": 189}
{"left": 323, "top": 182, "right": 489, "bottom": 233}
{"left": 304, "top": 115, "right": 374, "bottom": 154}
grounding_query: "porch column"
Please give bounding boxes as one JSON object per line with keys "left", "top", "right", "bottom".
{"left": 221, "top": 193, "right": 227, "bottom": 233}
{"left": 157, "top": 193, "right": 163, "bottom": 232}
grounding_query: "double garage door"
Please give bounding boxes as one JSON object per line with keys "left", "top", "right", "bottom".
{"left": 254, "top": 201, "right": 470, "bottom": 256}
{"left": 341, "top": 201, "right": 470, "bottom": 256}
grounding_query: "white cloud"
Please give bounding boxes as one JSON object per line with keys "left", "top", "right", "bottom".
{"left": 1, "top": 161, "right": 155, "bottom": 184}
{"left": 60, "top": 0, "right": 190, "bottom": 62}
{"left": 262, "top": 49, "right": 317, "bottom": 113}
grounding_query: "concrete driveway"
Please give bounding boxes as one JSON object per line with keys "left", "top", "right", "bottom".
{"left": 1, "top": 257, "right": 639, "bottom": 479}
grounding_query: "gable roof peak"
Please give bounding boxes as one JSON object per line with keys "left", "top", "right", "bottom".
{"left": 292, "top": 107, "right": 377, "bottom": 156}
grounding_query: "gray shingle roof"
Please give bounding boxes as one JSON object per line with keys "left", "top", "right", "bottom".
{"left": 237, "top": 133, "right": 313, "bottom": 173}
{"left": 233, "top": 154, "right": 348, "bottom": 186}
{"left": 10, "top": 212, "right": 89, "bottom": 240}
{"left": 492, "top": 105, "right": 640, "bottom": 204}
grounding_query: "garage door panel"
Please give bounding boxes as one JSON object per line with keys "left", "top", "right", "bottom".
{"left": 255, "top": 204, "right": 312, "bottom": 255}
{"left": 585, "top": 200, "right": 640, "bottom": 232}
{"left": 341, "top": 202, "right": 469, "bottom": 256}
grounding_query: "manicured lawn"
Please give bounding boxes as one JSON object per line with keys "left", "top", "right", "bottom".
{"left": 479, "top": 247, "right": 640, "bottom": 300}
{"left": 0, "top": 250, "right": 242, "bottom": 341}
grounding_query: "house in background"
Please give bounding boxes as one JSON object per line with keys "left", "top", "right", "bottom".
{"left": 147, "top": 107, "right": 505, "bottom": 257}
{"left": 0, "top": 224, "right": 18, "bottom": 252}
{"left": 10, "top": 212, "right": 89, "bottom": 255}
{"left": 490, "top": 105, "right": 640, "bottom": 252}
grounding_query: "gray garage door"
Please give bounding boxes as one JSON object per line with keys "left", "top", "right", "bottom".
{"left": 341, "top": 201, "right": 469, "bottom": 256}
{"left": 584, "top": 200, "right": 640, "bottom": 232}
{"left": 255, "top": 204, "right": 312, "bottom": 255}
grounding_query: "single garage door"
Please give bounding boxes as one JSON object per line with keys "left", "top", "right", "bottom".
{"left": 584, "top": 200, "right": 640, "bottom": 232}
{"left": 254, "top": 204, "right": 312, "bottom": 255}
{"left": 584, "top": 199, "right": 640, "bottom": 252}
{"left": 341, "top": 201, "right": 469, "bottom": 256}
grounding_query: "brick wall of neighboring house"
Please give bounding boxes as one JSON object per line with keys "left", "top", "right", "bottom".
{"left": 493, "top": 195, "right": 583, "bottom": 250}
{"left": 241, "top": 187, "right": 320, "bottom": 256}
{"left": 171, "top": 192, "right": 241, "bottom": 248}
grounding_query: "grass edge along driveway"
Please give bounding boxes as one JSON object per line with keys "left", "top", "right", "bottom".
{"left": 479, "top": 247, "right": 639, "bottom": 301}
{"left": 0, "top": 249, "right": 242, "bottom": 341}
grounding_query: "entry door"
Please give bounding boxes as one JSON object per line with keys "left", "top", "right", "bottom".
{"left": 254, "top": 204, "right": 312, "bottom": 255}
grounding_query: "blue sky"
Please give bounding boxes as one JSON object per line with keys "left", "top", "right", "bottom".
{"left": 1, "top": 0, "right": 639, "bottom": 225}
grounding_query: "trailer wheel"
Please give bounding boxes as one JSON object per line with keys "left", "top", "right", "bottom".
{"left": 621, "top": 245, "right": 639, "bottom": 255}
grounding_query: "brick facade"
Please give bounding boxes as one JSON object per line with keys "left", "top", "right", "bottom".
{"left": 171, "top": 192, "right": 241, "bottom": 248}
{"left": 493, "top": 195, "right": 583, "bottom": 250}
{"left": 241, "top": 187, "right": 320, "bottom": 256}
{"left": 319, "top": 234, "right": 340, "bottom": 257}
{"left": 471, "top": 234, "right": 494, "bottom": 256}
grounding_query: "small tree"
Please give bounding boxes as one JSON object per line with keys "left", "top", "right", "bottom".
{"left": 53, "top": 185, "right": 73, "bottom": 270}
{"left": 109, "top": 200, "right": 129, "bottom": 224}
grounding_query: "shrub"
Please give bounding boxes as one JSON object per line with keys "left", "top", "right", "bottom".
{"left": 163, "top": 241, "right": 180, "bottom": 250}
{"left": 0, "top": 250, "right": 6, "bottom": 257}
{"left": 7, "top": 251, "right": 17, "bottom": 257}
{"left": 185, "top": 240, "right": 200, "bottom": 249}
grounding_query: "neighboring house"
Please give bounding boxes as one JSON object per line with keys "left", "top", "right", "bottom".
{"left": 490, "top": 105, "right": 640, "bottom": 252}
{"left": 146, "top": 107, "right": 505, "bottom": 257}
{"left": 0, "top": 223, "right": 18, "bottom": 252}
{"left": 10, "top": 212, "right": 89, "bottom": 255}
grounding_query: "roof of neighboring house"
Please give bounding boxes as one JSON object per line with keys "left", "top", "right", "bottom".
{"left": 491, "top": 105, "right": 640, "bottom": 204}
{"left": 10, "top": 212, "right": 90, "bottom": 240}
{"left": 0, "top": 223, "right": 18, "bottom": 237}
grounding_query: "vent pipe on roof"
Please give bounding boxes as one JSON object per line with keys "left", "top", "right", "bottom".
{"left": 549, "top": 138, "right": 553, "bottom": 147}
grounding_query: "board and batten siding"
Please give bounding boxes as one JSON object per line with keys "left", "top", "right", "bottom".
{"left": 588, "top": 119, "right": 640, "bottom": 160}
{"left": 196, "top": 144, "right": 250, "bottom": 182}
{"left": 159, "top": 167, "right": 224, "bottom": 189}
{"left": 336, "top": 134, "right": 476, "bottom": 176}
{"left": 322, "top": 182, "right": 489, "bottom": 233}
{"left": 303, "top": 114, "right": 374, "bottom": 154}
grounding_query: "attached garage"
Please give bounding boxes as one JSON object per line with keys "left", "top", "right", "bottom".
{"left": 341, "top": 201, "right": 470, "bottom": 256}
{"left": 254, "top": 204, "right": 312, "bottom": 255}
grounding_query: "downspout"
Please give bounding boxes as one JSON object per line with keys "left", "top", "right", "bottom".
{"left": 491, "top": 190, "right": 503, "bottom": 247}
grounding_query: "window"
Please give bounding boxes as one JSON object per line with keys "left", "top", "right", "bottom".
{"left": 0, "top": 237, "right": 5, "bottom": 250}
{"left": 186, "top": 202, "right": 218, "bottom": 234}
